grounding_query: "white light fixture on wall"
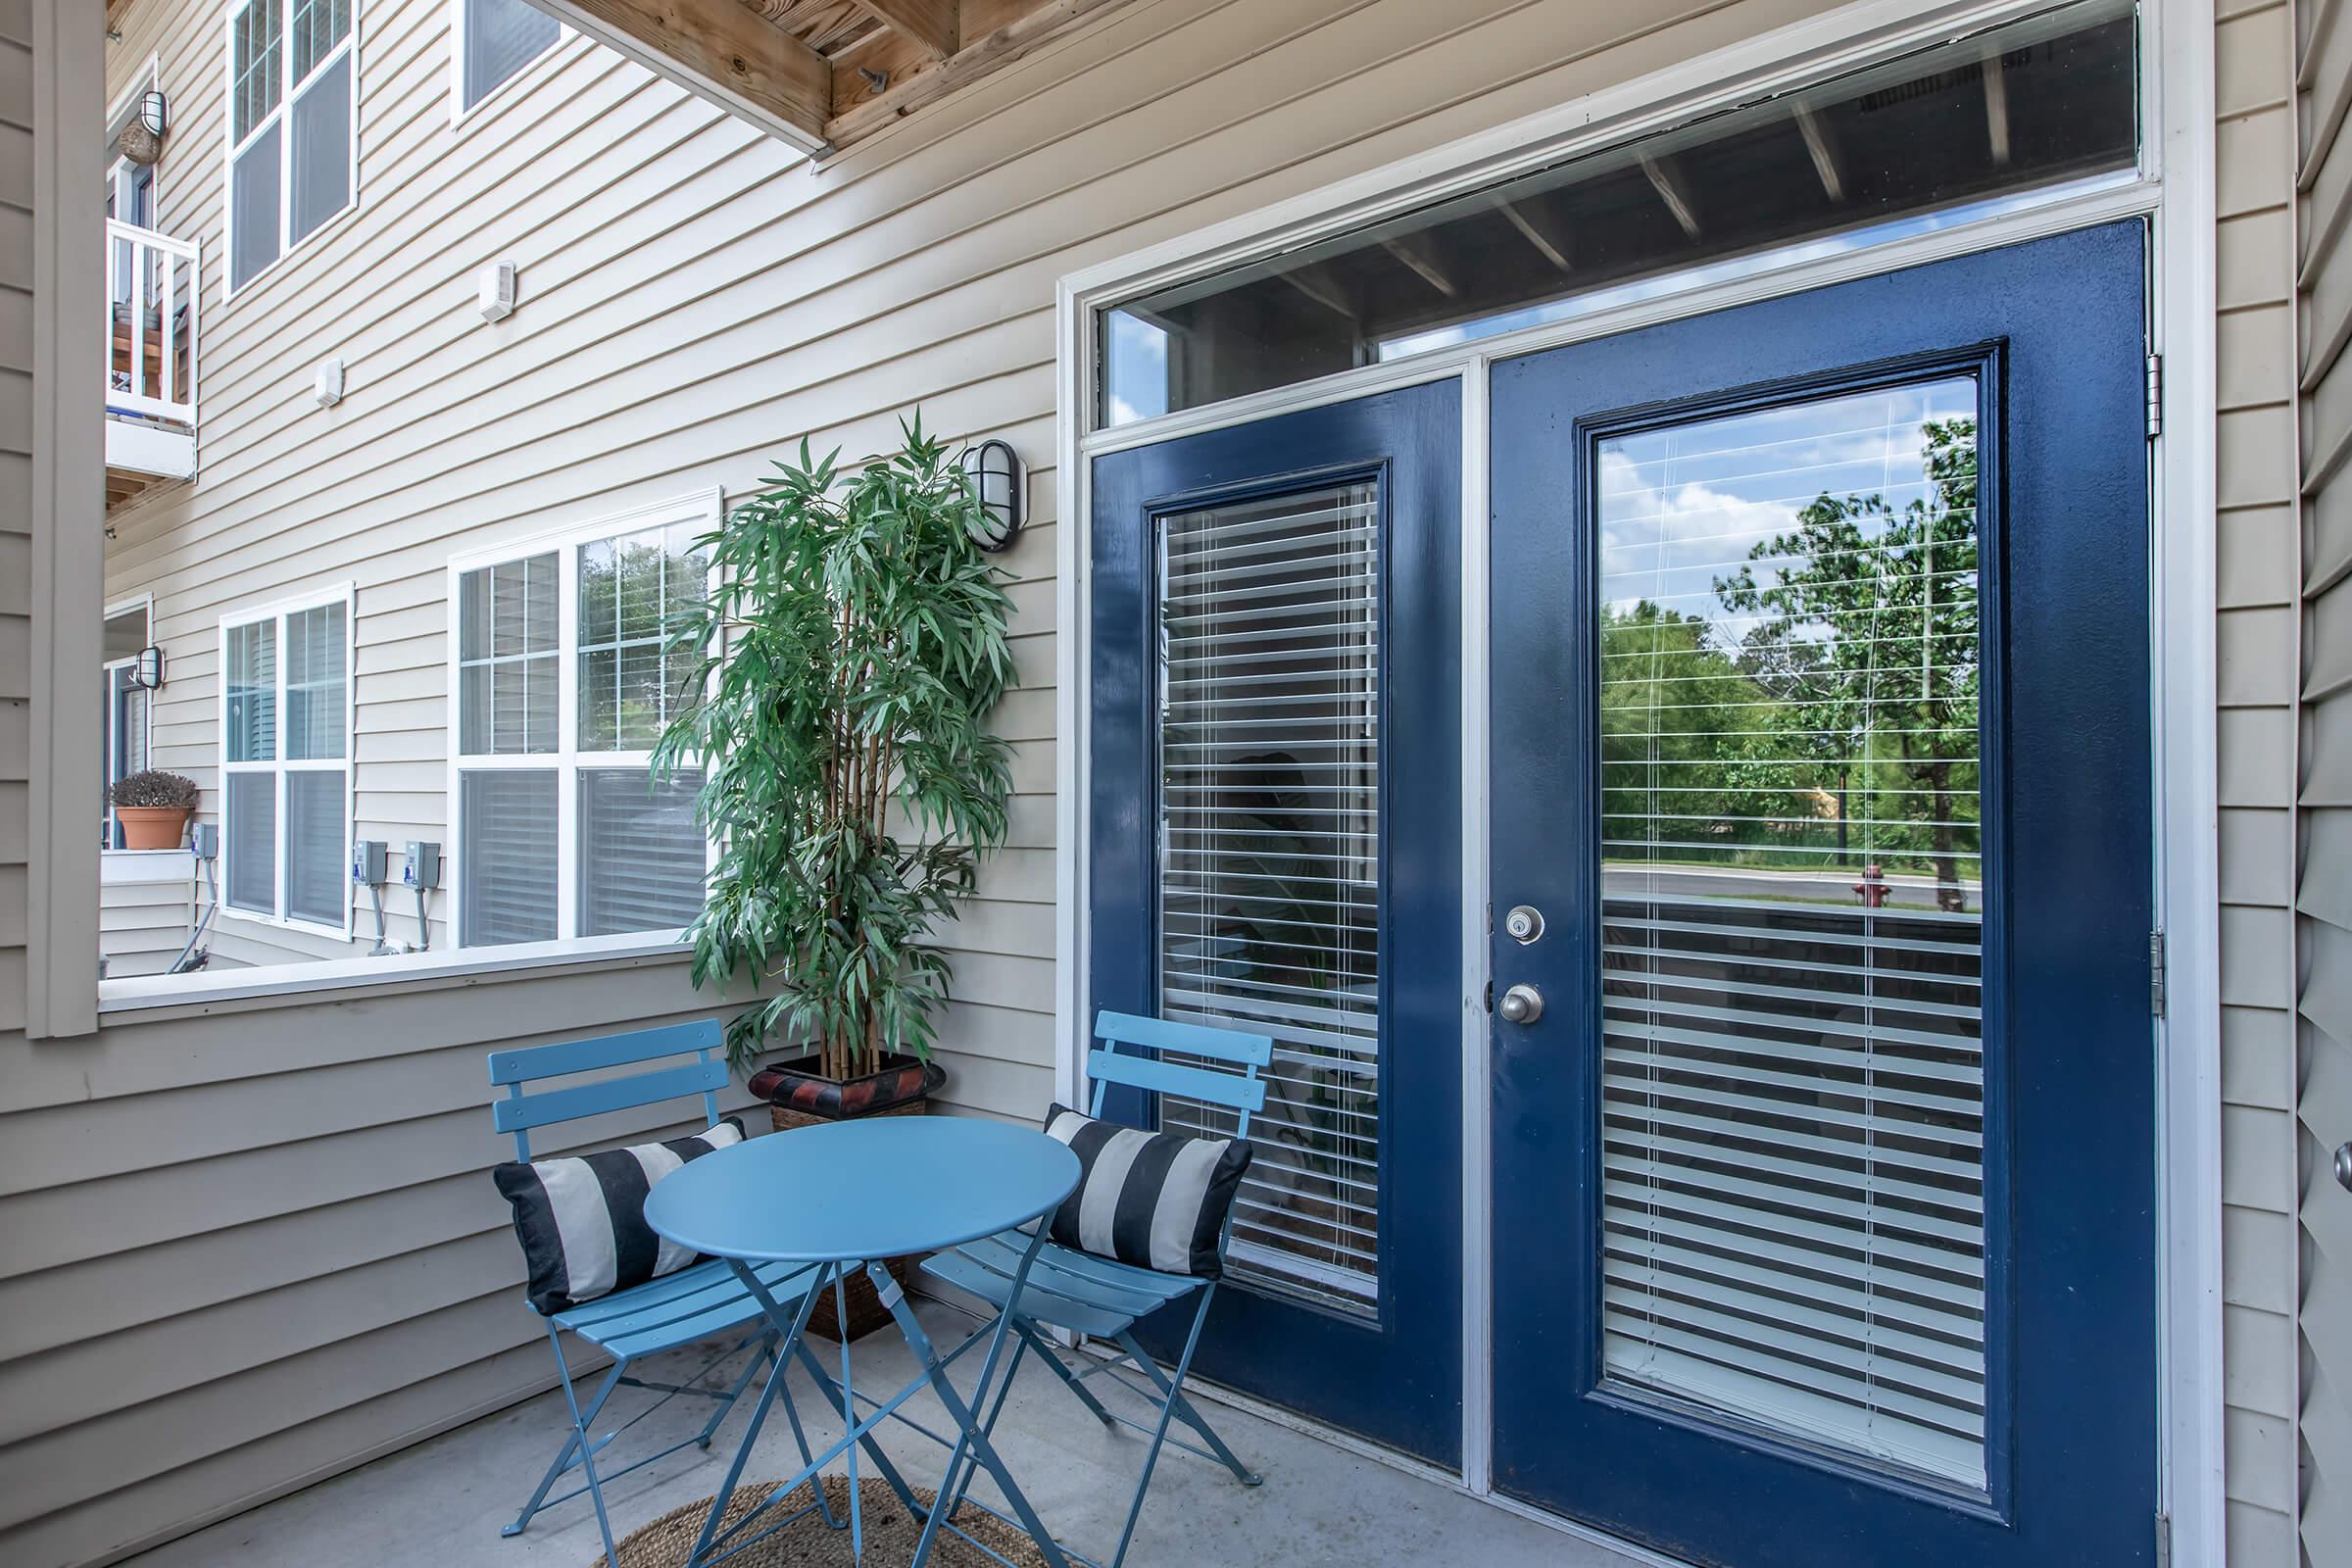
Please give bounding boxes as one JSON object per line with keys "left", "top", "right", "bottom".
{"left": 133, "top": 645, "right": 167, "bottom": 689}
{"left": 118, "top": 89, "right": 170, "bottom": 163}
{"left": 958, "top": 438, "right": 1024, "bottom": 553}
{"left": 478, "top": 262, "right": 517, "bottom": 322}
{"left": 314, "top": 359, "right": 346, "bottom": 408}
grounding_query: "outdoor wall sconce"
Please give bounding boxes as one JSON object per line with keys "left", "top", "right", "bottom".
{"left": 959, "top": 438, "right": 1024, "bottom": 553}
{"left": 133, "top": 645, "right": 167, "bottom": 689}
{"left": 119, "top": 90, "right": 170, "bottom": 163}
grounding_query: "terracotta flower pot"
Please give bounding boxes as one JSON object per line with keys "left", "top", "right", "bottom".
{"left": 745, "top": 1053, "right": 948, "bottom": 1343}
{"left": 116, "top": 806, "right": 191, "bottom": 850}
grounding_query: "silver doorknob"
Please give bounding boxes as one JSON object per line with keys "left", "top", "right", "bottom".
{"left": 1498, "top": 984, "right": 1544, "bottom": 1024}
{"left": 2335, "top": 1142, "right": 2352, "bottom": 1194}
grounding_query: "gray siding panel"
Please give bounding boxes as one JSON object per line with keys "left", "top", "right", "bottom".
{"left": 2302, "top": 0, "right": 2352, "bottom": 1558}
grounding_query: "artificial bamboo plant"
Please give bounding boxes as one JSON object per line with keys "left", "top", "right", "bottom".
{"left": 655, "top": 416, "right": 1015, "bottom": 1079}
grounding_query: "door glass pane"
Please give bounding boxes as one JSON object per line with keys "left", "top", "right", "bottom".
{"left": 1102, "top": 0, "right": 2133, "bottom": 424}
{"left": 1156, "top": 481, "right": 1382, "bottom": 1313}
{"left": 1594, "top": 379, "right": 1985, "bottom": 1486}
{"left": 461, "top": 769, "right": 558, "bottom": 946}
{"left": 577, "top": 767, "right": 706, "bottom": 936}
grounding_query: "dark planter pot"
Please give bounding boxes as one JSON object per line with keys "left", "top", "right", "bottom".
{"left": 746, "top": 1053, "right": 948, "bottom": 1343}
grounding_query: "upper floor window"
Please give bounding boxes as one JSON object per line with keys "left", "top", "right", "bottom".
{"left": 449, "top": 497, "right": 715, "bottom": 950}
{"left": 455, "top": 0, "right": 560, "bottom": 117}
{"left": 221, "top": 591, "right": 354, "bottom": 932}
{"left": 226, "top": 0, "right": 358, "bottom": 293}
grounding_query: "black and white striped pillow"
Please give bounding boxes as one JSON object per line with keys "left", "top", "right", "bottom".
{"left": 1042, "top": 1103, "right": 1252, "bottom": 1279}
{"left": 493, "top": 1120, "right": 744, "bottom": 1316}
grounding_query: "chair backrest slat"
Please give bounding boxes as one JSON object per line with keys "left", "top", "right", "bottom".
{"left": 1085, "top": 1048, "right": 1266, "bottom": 1116}
{"left": 487, "top": 1020, "right": 727, "bottom": 1161}
{"left": 488, "top": 1020, "right": 720, "bottom": 1084}
{"left": 1095, "top": 1010, "right": 1272, "bottom": 1067}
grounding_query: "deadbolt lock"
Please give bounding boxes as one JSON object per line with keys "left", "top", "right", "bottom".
{"left": 1504, "top": 905, "right": 1545, "bottom": 945}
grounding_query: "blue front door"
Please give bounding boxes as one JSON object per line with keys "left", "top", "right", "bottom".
{"left": 1488, "top": 223, "right": 2158, "bottom": 1565}
{"left": 1090, "top": 382, "right": 1464, "bottom": 1464}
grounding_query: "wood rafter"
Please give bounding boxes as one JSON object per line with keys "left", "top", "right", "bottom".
{"left": 1981, "top": 45, "right": 2012, "bottom": 166}
{"left": 1791, "top": 101, "right": 1845, "bottom": 203}
{"left": 1640, "top": 152, "right": 1701, "bottom": 240}
{"left": 1493, "top": 197, "right": 1571, "bottom": 271}
{"left": 529, "top": 0, "right": 1143, "bottom": 152}
{"left": 1379, "top": 232, "right": 1457, "bottom": 298}
{"left": 1278, "top": 263, "right": 1356, "bottom": 320}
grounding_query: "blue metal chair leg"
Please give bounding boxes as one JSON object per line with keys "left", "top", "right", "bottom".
{"left": 1107, "top": 1298, "right": 1217, "bottom": 1568}
{"left": 695, "top": 1329, "right": 776, "bottom": 1449}
{"left": 1111, "top": 1325, "right": 1261, "bottom": 1487}
{"left": 1017, "top": 1318, "right": 1116, "bottom": 1427}
{"left": 940, "top": 1321, "right": 1030, "bottom": 1520}
{"left": 506, "top": 1331, "right": 627, "bottom": 1540}
{"left": 551, "top": 1343, "right": 624, "bottom": 1568}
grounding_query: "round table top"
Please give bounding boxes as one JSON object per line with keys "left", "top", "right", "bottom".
{"left": 643, "top": 1115, "right": 1081, "bottom": 1264}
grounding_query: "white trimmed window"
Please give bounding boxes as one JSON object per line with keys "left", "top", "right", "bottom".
{"left": 453, "top": 0, "right": 560, "bottom": 116}
{"left": 225, "top": 0, "right": 358, "bottom": 293}
{"left": 449, "top": 495, "right": 716, "bottom": 950}
{"left": 220, "top": 591, "right": 354, "bottom": 932}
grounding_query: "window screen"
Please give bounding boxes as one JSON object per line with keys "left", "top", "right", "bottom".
{"left": 462, "top": 769, "right": 559, "bottom": 946}
{"left": 225, "top": 619, "right": 277, "bottom": 762}
{"left": 578, "top": 768, "right": 706, "bottom": 937}
{"left": 289, "top": 52, "right": 352, "bottom": 247}
{"left": 226, "top": 773, "right": 277, "bottom": 914}
{"left": 285, "top": 770, "right": 347, "bottom": 925}
{"left": 226, "top": 0, "right": 354, "bottom": 290}
{"left": 283, "top": 602, "right": 346, "bottom": 760}
{"left": 463, "top": 0, "right": 561, "bottom": 110}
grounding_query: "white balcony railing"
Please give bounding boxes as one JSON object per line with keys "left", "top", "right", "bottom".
{"left": 105, "top": 219, "right": 199, "bottom": 430}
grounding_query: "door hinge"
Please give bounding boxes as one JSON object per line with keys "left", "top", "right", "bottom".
{"left": 1483, "top": 979, "right": 1494, "bottom": 1014}
{"left": 2145, "top": 352, "right": 2163, "bottom": 439}
{"left": 2150, "top": 929, "right": 2168, "bottom": 1018}
{"left": 2153, "top": 1508, "right": 2173, "bottom": 1568}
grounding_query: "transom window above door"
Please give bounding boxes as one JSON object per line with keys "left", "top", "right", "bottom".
{"left": 449, "top": 496, "right": 716, "bottom": 950}
{"left": 1100, "top": 0, "right": 2136, "bottom": 425}
{"left": 226, "top": 0, "right": 358, "bottom": 292}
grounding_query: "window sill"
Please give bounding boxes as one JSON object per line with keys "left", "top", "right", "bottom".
{"left": 97, "top": 930, "right": 695, "bottom": 1018}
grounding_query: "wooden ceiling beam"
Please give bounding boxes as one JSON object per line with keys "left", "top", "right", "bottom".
{"left": 1378, "top": 232, "right": 1458, "bottom": 298}
{"left": 1640, "top": 152, "right": 1701, "bottom": 239}
{"left": 851, "top": 0, "right": 957, "bottom": 58}
{"left": 526, "top": 0, "right": 832, "bottom": 150}
{"left": 1494, "top": 197, "right": 1571, "bottom": 271}
{"left": 1791, "top": 101, "right": 1845, "bottom": 203}
{"left": 823, "top": 0, "right": 1139, "bottom": 149}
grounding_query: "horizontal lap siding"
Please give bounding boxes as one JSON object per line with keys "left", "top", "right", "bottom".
{"left": 2216, "top": 3, "right": 2308, "bottom": 1560}
{"left": 2298, "top": 0, "right": 2352, "bottom": 1561}
{"left": 13, "top": 1, "right": 1855, "bottom": 1562}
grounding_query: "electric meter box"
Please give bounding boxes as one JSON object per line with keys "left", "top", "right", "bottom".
{"left": 403, "top": 842, "right": 442, "bottom": 891}
{"left": 351, "top": 840, "right": 387, "bottom": 886}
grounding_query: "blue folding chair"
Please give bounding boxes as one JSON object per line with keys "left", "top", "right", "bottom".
{"left": 921, "top": 1010, "right": 1269, "bottom": 1568}
{"left": 490, "top": 1020, "right": 833, "bottom": 1565}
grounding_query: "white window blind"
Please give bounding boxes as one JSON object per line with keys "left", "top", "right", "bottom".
{"left": 462, "top": 769, "right": 558, "bottom": 946}
{"left": 459, "top": 553, "right": 559, "bottom": 756}
{"left": 1155, "top": 482, "right": 1383, "bottom": 1313}
{"left": 579, "top": 768, "right": 706, "bottom": 937}
{"left": 225, "top": 773, "right": 277, "bottom": 913}
{"left": 460, "top": 0, "right": 559, "bottom": 111}
{"left": 1594, "top": 380, "right": 1986, "bottom": 1487}
{"left": 225, "top": 0, "right": 355, "bottom": 290}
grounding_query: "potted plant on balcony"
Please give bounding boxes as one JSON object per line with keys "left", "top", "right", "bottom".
{"left": 655, "top": 415, "right": 1014, "bottom": 1339}
{"left": 108, "top": 769, "right": 199, "bottom": 850}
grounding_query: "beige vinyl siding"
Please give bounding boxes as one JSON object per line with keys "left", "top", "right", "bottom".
{"left": 1, "top": 0, "right": 32, "bottom": 1048}
{"left": 2214, "top": 1, "right": 2311, "bottom": 1560}
{"left": 2297, "top": 0, "right": 2352, "bottom": 1560}
{"left": 8, "top": 2, "right": 1894, "bottom": 1563}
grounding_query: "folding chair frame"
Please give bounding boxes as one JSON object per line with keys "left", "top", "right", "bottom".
{"left": 922, "top": 1010, "right": 1272, "bottom": 1568}
{"left": 489, "top": 1021, "right": 832, "bottom": 1565}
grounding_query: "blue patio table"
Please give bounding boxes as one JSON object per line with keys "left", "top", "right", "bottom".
{"left": 644, "top": 1115, "right": 1082, "bottom": 1568}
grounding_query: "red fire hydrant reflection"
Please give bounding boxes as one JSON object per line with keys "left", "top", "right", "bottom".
{"left": 1853, "top": 863, "right": 1889, "bottom": 908}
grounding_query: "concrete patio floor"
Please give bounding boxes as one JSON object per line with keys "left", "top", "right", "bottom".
{"left": 122, "top": 1298, "right": 1652, "bottom": 1568}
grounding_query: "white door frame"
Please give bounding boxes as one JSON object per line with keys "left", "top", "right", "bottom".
{"left": 1052, "top": 0, "right": 2222, "bottom": 1559}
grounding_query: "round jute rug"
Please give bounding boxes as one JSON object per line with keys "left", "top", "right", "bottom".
{"left": 592, "top": 1477, "right": 1051, "bottom": 1568}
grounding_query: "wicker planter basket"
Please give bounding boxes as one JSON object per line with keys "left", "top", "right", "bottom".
{"left": 745, "top": 1054, "right": 947, "bottom": 1343}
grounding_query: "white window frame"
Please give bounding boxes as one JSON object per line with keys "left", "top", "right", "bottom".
{"left": 220, "top": 0, "right": 362, "bottom": 300}
{"left": 217, "top": 585, "right": 357, "bottom": 938}
{"left": 444, "top": 489, "right": 722, "bottom": 951}
{"left": 448, "top": 0, "right": 567, "bottom": 126}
